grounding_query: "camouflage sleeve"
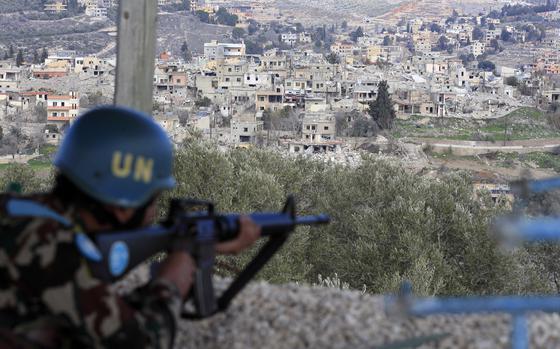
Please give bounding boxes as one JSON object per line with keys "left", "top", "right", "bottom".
{"left": 70, "top": 261, "right": 183, "bottom": 348}
{"left": 13, "top": 220, "right": 183, "bottom": 349}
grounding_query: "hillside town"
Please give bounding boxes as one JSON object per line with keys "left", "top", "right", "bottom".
{"left": 5, "top": 1, "right": 560, "bottom": 348}
{"left": 2, "top": 0, "right": 560, "bottom": 199}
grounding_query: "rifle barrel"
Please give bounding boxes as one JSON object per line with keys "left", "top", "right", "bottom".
{"left": 295, "top": 214, "right": 330, "bottom": 226}
{"left": 218, "top": 213, "right": 330, "bottom": 240}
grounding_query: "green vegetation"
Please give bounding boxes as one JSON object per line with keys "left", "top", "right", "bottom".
{"left": 423, "top": 150, "right": 560, "bottom": 175}
{"left": 2, "top": 142, "right": 558, "bottom": 296}
{"left": 519, "top": 153, "right": 560, "bottom": 173}
{"left": 0, "top": 0, "right": 44, "bottom": 12}
{"left": 393, "top": 107, "right": 560, "bottom": 141}
{"left": 161, "top": 141, "right": 553, "bottom": 296}
{"left": 368, "top": 81, "right": 396, "bottom": 131}
{"left": 27, "top": 156, "right": 52, "bottom": 171}
{"left": 214, "top": 7, "right": 238, "bottom": 27}
{"left": 39, "top": 144, "right": 57, "bottom": 156}
{"left": 486, "top": 151, "right": 560, "bottom": 173}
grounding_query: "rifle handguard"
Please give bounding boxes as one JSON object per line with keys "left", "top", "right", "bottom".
{"left": 90, "top": 196, "right": 330, "bottom": 319}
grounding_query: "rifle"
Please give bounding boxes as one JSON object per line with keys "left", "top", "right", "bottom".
{"left": 88, "top": 196, "right": 329, "bottom": 319}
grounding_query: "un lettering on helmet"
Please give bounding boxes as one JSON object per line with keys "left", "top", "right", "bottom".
{"left": 111, "top": 151, "right": 154, "bottom": 184}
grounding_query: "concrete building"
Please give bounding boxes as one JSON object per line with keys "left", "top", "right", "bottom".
{"left": 204, "top": 41, "right": 246, "bottom": 61}
{"left": 85, "top": 5, "right": 108, "bottom": 17}
{"left": 0, "top": 66, "right": 21, "bottom": 93}
{"left": 288, "top": 112, "right": 340, "bottom": 154}
{"left": 302, "top": 113, "right": 336, "bottom": 142}
{"left": 46, "top": 92, "right": 80, "bottom": 126}
{"left": 231, "top": 113, "right": 263, "bottom": 144}
{"left": 331, "top": 41, "right": 355, "bottom": 56}
{"left": 281, "top": 33, "right": 298, "bottom": 46}
{"left": 471, "top": 41, "right": 485, "bottom": 57}
{"left": 44, "top": 1, "right": 67, "bottom": 13}
{"left": 256, "top": 88, "right": 284, "bottom": 111}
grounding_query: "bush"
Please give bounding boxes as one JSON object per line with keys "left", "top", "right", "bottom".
{"left": 232, "top": 27, "right": 245, "bottom": 40}
{"left": 195, "top": 97, "right": 212, "bottom": 108}
{"left": 5, "top": 142, "right": 554, "bottom": 296}
{"left": 547, "top": 112, "right": 560, "bottom": 130}
{"left": 0, "top": 163, "right": 51, "bottom": 193}
{"left": 505, "top": 76, "right": 519, "bottom": 86}
{"left": 161, "top": 142, "right": 545, "bottom": 295}
{"left": 478, "top": 60, "right": 496, "bottom": 72}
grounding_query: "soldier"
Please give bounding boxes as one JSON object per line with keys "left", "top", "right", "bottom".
{"left": 0, "top": 106, "right": 260, "bottom": 348}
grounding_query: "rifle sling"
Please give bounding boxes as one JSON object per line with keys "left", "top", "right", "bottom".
{"left": 217, "top": 233, "right": 289, "bottom": 311}
{"left": 180, "top": 233, "right": 289, "bottom": 319}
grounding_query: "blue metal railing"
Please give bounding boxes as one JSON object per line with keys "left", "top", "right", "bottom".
{"left": 385, "top": 284, "right": 560, "bottom": 349}
{"left": 385, "top": 176, "right": 560, "bottom": 349}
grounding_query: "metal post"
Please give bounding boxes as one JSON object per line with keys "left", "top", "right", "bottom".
{"left": 114, "top": 0, "right": 158, "bottom": 114}
{"left": 512, "top": 314, "right": 528, "bottom": 349}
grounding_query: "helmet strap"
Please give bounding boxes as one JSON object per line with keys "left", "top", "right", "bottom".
{"left": 54, "top": 174, "right": 154, "bottom": 231}
{"left": 81, "top": 199, "right": 153, "bottom": 231}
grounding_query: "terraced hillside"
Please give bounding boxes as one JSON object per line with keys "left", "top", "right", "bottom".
{"left": 0, "top": 13, "right": 113, "bottom": 55}
{"left": 0, "top": 0, "right": 43, "bottom": 13}
{"left": 275, "top": 0, "right": 407, "bottom": 22}
{"left": 157, "top": 12, "right": 232, "bottom": 55}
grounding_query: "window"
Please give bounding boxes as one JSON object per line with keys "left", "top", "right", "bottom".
{"left": 324, "top": 126, "right": 329, "bottom": 130}
{"left": 243, "top": 127, "right": 248, "bottom": 132}
{"left": 61, "top": 102, "right": 65, "bottom": 107}
{"left": 53, "top": 102, "right": 58, "bottom": 106}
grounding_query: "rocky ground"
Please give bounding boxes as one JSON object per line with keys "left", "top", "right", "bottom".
{"left": 157, "top": 12, "right": 232, "bottom": 56}
{"left": 117, "top": 266, "right": 560, "bottom": 349}
{"left": 275, "top": 0, "right": 404, "bottom": 23}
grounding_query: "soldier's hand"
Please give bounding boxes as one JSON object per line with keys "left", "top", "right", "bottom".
{"left": 215, "top": 216, "right": 261, "bottom": 255}
{"left": 157, "top": 251, "right": 195, "bottom": 298}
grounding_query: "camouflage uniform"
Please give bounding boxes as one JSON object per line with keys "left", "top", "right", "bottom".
{"left": 0, "top": 193, "right": 182, "bottom": 349}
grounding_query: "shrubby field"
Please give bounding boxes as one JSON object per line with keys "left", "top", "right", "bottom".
{"left": 2, "top": 141, "right": 558, "bottom": 296}
{"left": 0, "top": 0, "right": 43, "bottom": 13}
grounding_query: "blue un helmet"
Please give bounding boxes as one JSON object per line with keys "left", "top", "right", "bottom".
{"left": 54, "top": 106, "right": 175, "bottom": 208}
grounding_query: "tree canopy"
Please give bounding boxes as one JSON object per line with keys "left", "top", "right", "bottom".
{"left": 215, "top": 7, "right": 238, "bottom": 26}
{"left": 350, "top": 27, "right": 364, "bottom": 43}
{"left": 368, "top": 81, "right": 396, "bottom": 130}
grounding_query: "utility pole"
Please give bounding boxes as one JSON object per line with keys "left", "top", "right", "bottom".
{"left": 114, "top": 0, "right": 158, "bottom": 114}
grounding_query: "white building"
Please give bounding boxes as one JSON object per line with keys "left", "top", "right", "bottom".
{"left": 204, "top": 41, "right": 246, "bottom": 61}
{"left": 85, "top": 5, "right": 108, "bottom": 17}
{"left": 471, "top": 41, "right": 485, "bottom": 57}
{"left": 0, "top": 65, "right": 21, "bottom": 93}
{"left": 231, "top": 113, "right": 263, "bottom": 144}
{"left": 281, "top": 33, "right": 298, "bottom": 46}
{"left": 46, "top": 92, "right": 80, "bottom": 125}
